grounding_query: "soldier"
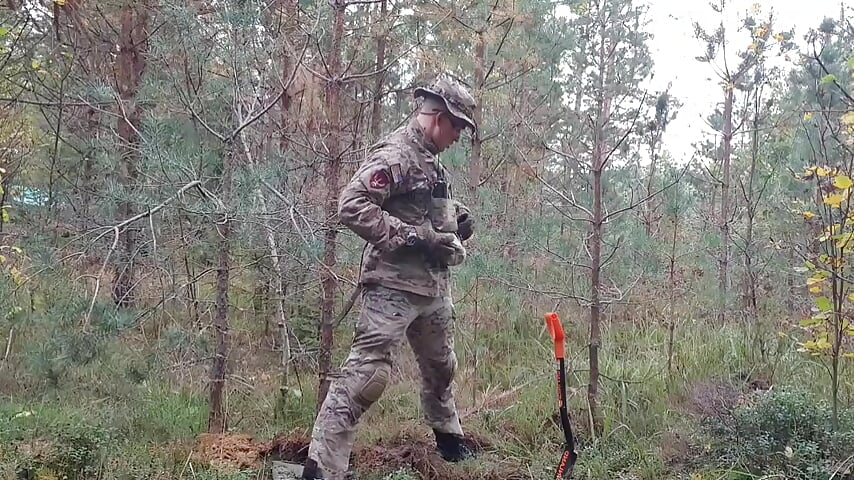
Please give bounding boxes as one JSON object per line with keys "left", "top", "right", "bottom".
{"left": 301, "top": 76, "right": 478, "bottom": 480}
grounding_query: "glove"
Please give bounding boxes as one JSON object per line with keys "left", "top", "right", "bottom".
{"left": 407, "top": 223, "right": 466, "bottom": 266}
{"left": 457, "top": 212, "right": 474, "bottom": 241}
{"left": 433, "top": 235, "right": 466, "bottom": 266}
{"left": 412, "top": 223, "right": 457, "bottom": 248}
{"left": 454, "top": 202, "right": 475, "bottom": 241}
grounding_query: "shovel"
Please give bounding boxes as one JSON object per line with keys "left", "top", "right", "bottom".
{"left": 545, "top": 312, "right": 578, "bottom": 479}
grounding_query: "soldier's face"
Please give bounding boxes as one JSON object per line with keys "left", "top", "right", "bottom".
{"left": 432, "top": 112, "right": 464, "bottom": 151}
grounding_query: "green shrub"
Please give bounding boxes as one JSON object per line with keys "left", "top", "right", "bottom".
{"left": 1, "top": 409, "right": 112, "bottom": 480}
{"left": 701, "top": 388, "right": 854, "bottom": 479}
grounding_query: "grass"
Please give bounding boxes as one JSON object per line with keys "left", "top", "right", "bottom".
{"left": 0, "top": 263, "right": 851, "bottom": 480}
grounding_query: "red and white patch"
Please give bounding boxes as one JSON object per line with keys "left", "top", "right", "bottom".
{"left": 369, "top": 170, "right": 390, "bottom": 189}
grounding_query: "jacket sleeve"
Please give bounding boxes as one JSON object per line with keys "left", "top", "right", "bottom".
{"left": 338, "top": 153, "right": 409, "bottom": 251}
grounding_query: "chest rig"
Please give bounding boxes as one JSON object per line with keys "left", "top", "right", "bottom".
{"left": 429, "top": 165, "right": 458, "bottom": 234}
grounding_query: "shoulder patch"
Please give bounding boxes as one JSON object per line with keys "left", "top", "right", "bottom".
{"left": 369, "top": 169, "right": 391, "bottom": 190}
{"left": 389, "top": 162, "right": 403, "bottom": 184}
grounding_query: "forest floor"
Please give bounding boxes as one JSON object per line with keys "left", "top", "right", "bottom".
{"left": 192, "top": 430, "right": 508, "bottom": 480}
{"left": 1, "top": 268, "right": 852, "bottom": 479}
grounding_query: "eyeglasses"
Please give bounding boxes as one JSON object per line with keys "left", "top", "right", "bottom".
{"left": 444, "top": 113, "right": 468, "bottom": 132}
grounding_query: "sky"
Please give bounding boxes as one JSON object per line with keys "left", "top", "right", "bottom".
{"left": 642, "top": 0, "right": 851, "bottom": 162}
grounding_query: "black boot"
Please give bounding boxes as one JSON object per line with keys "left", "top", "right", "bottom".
{"left": 301, "top": 458, "right": 324, "bottom": 479}
{"left": 433, "top": 429, "right": 474, "bottom": 462}
{"left": 302, "top": 458, "right": 356, "bottom": 479}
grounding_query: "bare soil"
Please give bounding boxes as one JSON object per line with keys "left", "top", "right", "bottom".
{"left": 193, "top": 429, "right": 530, "bottom": 479}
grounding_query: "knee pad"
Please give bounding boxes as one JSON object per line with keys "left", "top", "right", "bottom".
{"left": 354, "top": 363, "right": 390, "bottom": 407}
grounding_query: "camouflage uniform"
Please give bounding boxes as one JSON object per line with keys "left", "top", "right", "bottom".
{"left": 304, "top": 78, "right": 477, "bottom": 480}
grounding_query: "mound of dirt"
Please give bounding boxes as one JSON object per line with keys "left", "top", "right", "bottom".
{"left": 265, "top": 429, "right": 526, "bottom": 480}
{"left": 193, "top": 433, "right": 267, "bottom": 471}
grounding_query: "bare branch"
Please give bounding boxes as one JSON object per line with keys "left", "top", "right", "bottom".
{"left": 603, "top": 163, "right": 690, "bottom": 223}
{"left": 811, "top": 44, "right": 854, "bottom": 105}
{"left": 510, "top": 140, "right": 594, "bottom": 220}
{"left": 81, "top": 180, "right": 203, "bottom": 328}
{"left": 261, "top": 179, "right": 356, "bottom": 287}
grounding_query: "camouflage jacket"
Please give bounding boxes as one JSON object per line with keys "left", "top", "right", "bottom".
{"left": 338, "top": 118, "right": 468, "bottom": 298}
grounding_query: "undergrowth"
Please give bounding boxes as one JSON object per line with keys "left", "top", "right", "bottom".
{"left": 0, "top": 263, "right": 852, "bottom": 479}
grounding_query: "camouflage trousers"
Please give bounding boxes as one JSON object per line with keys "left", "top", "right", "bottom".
{"left": 306, "top": 284, "right": 463, "bottom": 479}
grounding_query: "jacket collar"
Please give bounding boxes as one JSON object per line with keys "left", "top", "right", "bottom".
{"left": 402, "top": 117, "right": 440, "bottom": 158}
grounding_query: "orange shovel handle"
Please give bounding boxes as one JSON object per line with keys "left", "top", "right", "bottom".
{"left": 545, "top": 312, "right": 565, "bottom": 359}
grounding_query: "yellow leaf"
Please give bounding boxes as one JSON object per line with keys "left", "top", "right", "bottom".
{"left": 802, "top": 211, "right": 816, "bottom": 219}
{"left": 837, "top": 232, "right": 854, "bottom": 248}
{"left": 844, "top": 353, "right": 854, "bottom": 359}
{"left": 9, "top": 266, "right": 23, "bottom": 286}
{"left": 0, "top": 255, "right": 5, "bottom": 264}
{"left": 30, "top": 59, "right": 40, "bottom": 70}
{"left": 774, "top": 33, "right": 785, "bottom": 42}
{"left": 810, "top": 286, "right": 822, "bottom": 294}
{"left": 817, "top": 167, "right": 830, "bottom": 177}
{"left": 848, "top": 293, "right": 854, "bottom": 301}
{"left": 835, "top": 175, "right": 854, "bottom": 190}
{"left": 842, "top": 112, "right": 854, "bottom": 126}
{"left": 804, "top": 112, "right": 814, "bottom": 120}
{"left": 824, "top": 193, "right": 845, "bottom": 207}
{"left": 54, "top": 0, "right": 65, "bottom": 5}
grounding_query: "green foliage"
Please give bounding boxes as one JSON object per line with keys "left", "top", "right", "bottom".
{"left": 380, "top": 468, "right": 419, "bottom": 480}
{"left": 577, "top": 435, "right": 666, "bottom": 479}
{"left": 699, "top": 389, "right": 854, "bottom": 479}
{"left": 124, "top": 386, "right": 207, "bottom": 441}
{"left": 0, "top": 404, "right": 113, "bottom": 480}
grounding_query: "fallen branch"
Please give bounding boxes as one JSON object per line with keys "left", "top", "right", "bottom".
{"left": 2, "top": 327, "right": 12, "bottom": 365}
{"left": 460, "top": 381, "right": 530, "bottom": 419}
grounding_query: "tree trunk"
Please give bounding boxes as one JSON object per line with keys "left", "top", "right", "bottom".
{"left": 209, "top": 139, "right": 234, "bottom": 434}
{"left": 644, "top": 119, "right": 662, "bottom": 237}
{"left": 667, "top": 214, "right": 679, "bottom": 378}
{"left": 588, "top": 9, "right": 611, "bottom": 437}
{"left": 81, "top": 107, "right": 98, "bottom": 225}
{"left": 744, "top": 87, "right": 761, "bottom": 361}
{"left": 831, "top": 300, "right": 841, "bottom": 430}
{"left": 369, "top": 0, "right": 388, "bottom": 139}
{"left": 469, "top": 30, "right": 485, "bottom": 194}
{"left": 112, "top": 1, "right": 148, "bottom": 308}
{"left": 589, "top": 134, "right": 604, "bottom": 437}
{"left": 242, "top": 130, "right": 293, "bottom": 399}
{"left": 317, "top": 0, "right": 346, "bottom": 409}
{"left": 278, "top": 0, "right": 297, "bottom": 151}
{"left": 717, "top": 85, "right": 734, "bottom": 323}
{"left": 178, "top": 213, "right": 201, "bottom": 329}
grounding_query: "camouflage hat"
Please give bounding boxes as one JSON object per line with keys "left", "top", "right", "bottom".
{"left": 414, "top": 76, "right": 477, "bottom": 133}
